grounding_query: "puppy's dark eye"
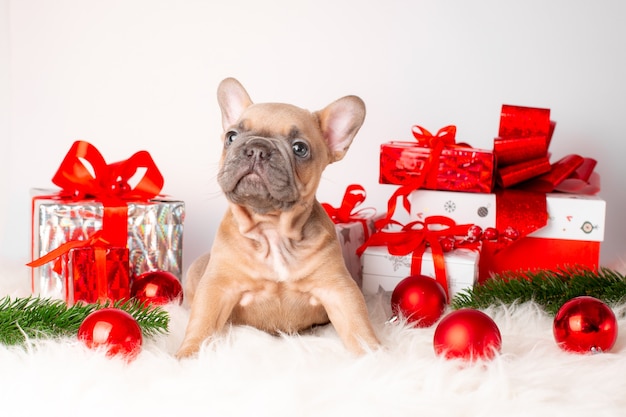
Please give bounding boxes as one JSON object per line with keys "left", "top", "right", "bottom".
{"left": 225, "top": 131, "right": 238, "bottom": 146}
{"left": 292, "top": 140, "right": 310, "bottom": 158}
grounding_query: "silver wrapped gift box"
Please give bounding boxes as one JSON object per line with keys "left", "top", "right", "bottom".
{"left": 31, "top": 189, "right": 184, "bottom": 301}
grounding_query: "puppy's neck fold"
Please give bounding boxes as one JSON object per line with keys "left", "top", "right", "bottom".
{"left": 229, "top": 202, "right": 313, "bottom": 242}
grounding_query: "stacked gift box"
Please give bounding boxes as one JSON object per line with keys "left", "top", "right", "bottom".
{"left": 409, "top": 190, "right": 604, "bottom": 282}
{"left": 29, "top": 141, "right": 184, "bottom": 305}
{"left": 330, "top": 104, "right": 605, "bottom": 300}
{"left": 322, "top": 184, "right": 379, "bottom": 287}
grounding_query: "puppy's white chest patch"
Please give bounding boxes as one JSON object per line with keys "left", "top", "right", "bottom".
{"left": 267, "top": 239, "right": 291, "bottom": 281}
{"left": 245, "top": 227, "right": 296, "bottom": 282}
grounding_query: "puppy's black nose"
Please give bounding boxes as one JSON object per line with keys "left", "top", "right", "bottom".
{"left": 244, "top": 138, "right": 274, "bottom": 161}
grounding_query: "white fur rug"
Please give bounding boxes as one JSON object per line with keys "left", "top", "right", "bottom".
{"left": 1, "top": 258, "right": 625, "bottom": 417}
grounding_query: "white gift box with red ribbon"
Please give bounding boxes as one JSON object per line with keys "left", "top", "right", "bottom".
{"left": 361, "top": 245, "right": 479, "bottom": 298}
{"left": 408, "top": 189, "right": 605, "bottom": 280}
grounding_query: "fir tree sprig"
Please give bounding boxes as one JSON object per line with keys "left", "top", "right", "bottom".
{"left": 451, "top": 267, "right": 626, "bottom": 315}
{"left": 0, "top": 296, "right": 169, "bottom": 346}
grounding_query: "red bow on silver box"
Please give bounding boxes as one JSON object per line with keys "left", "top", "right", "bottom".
{"left": 50, "top": 140, "right": 164, "bottom": 247}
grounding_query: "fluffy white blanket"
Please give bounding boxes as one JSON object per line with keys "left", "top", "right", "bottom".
{"left": 1, "top": 258, "right": 625, "bottom": 417}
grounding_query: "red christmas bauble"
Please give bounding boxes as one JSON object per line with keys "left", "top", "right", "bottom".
{"left": 482, "top": 227, "right": 498, "bottom": 241}
{"left": 130, "top": 270, "right": 183, "bottom": 305}
{"left": 433, "top": 308, "right": 502, "bottom": 360}
{"left": 553, "top": 296, "right": 618, "bottom": 354}
{"left": 391, "top": 275, "right": 448, "bottom": 327}
{"left": 78, "top": 308, "right": 143, "bottom": 360}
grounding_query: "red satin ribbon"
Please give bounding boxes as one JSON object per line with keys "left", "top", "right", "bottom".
{"left": 490, "top": 189, "right": 548, "bottom": 253}
{"left": 358, "top": 216, "right": 477, "bottom": 299}
{"left": 553, "top": 157, "right": 600, "bottom": 194}
{"left": 411, "top": 125, "right": 458, "bottom": 190}
{"left": 518, "top": 154, "right": 584, "bottom": 193}
{"left": 494, "top": 105, "right": 553, "bottom": 188}
{"left": 498, "top": 105, "right": 552, "bottom": 139}
{"left": 27, "top": 230, "right": 113, "bottom": 303}
{"left": 412, "top": 125, "right": 457, "bottom": 145}
{"left": 51, "top": 140, "right": 164, "bottom": 247}
{"left": 497, "top": 157, "right": 552, "bottom": 188}
{"left": 27, "top": 230, "right": 109, "bottom": 271}
{"left": 493, "top": 136, "right": 549, "bottom": 167}
{"left": 494, "top": 105, "right": 593, "bottom": 192}
{"left": 322, "top": 184, "right": 376, "bottom": 241}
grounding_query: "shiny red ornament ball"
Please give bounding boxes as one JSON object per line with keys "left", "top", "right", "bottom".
{"left": 433, "top": 308, "right": 502, "bottom": 360}
{"left": 439, "top": 237, "right": 456, "bottom": 252}
{"left": 466, "top": 225, "right": 483, "bottom": 242}
{"left": 78, "top": 308, "right": 143, "bottom": 360}
{"left": 482, "top": 227, "right": 498, "bottom": 241}
{"left": 130, "top": 270, "right": 183, "bottom": 305}
{"left": 553, "top": 296, "right": 618, "bottom": 354}
{"left": 391, "top": 275, "right": 448, "bottom": 327}
{"left": 503, "top": 226, "right": 520, "bottom": 240}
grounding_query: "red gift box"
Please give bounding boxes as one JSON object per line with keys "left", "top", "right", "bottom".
{"left": 69, "top": 246, "right": 130, "bottom": 305}
{"left": 478, "top": 238, "right": 600, "bottom": 283}
{"left": 28, "top": 230, "right": 131, "bottom": 305}
{"left": 380, "top": 125, "right": 494, "bottom": 193}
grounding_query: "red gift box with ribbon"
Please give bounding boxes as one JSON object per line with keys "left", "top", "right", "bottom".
{"left": 322, "top": 184, "right": 379, "bottom": 287}
{"left": 29, "top": 141, "right": 185, "bottom": 303}
{"left": 69, "top": 245, "right": 130, "bottom": 305}
{"left": 357, "top": 216, "right": 481, "bottom": 298}
{"left": 380, "top": 125, "right": 495, "bottom": 193}
{"left": 29, "top": 229, "right": 130, "bottom": 305}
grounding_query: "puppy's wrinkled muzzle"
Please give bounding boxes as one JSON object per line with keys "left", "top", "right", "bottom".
{"left": 219, "top": 137, "right": 298, "bottom": 213}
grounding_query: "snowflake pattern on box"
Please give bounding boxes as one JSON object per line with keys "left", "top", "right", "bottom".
{"left": 385, "top": 253, "right": 412, "bottom": 272}
{"left": 444, "top": 200, "right": 456, "bottom": 213}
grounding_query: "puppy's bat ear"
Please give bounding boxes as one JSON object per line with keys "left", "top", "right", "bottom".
{"left": 315, "top": 96, "right": 366, "bottom": 163}
{"left": 217, "top": 78, "right": 254, "bottom": 130}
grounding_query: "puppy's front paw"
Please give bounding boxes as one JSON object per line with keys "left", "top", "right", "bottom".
{"left": 175, "top": 342, "right": 201, "bottom": 360}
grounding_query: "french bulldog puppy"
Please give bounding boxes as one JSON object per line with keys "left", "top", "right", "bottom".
{"left": 176, "top": 78, "right": 380, "bottom": 358}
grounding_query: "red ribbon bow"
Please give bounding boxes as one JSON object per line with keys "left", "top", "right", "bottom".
{"left": 322, "top": 184, "right": 376, "bottom": 241}
{"left": 494, "top": 105, "right": 554, "bottom": 188}
{"left": 494, "top": 105, "right": 599, "bottom": 194}
{"left": 50, "top": 140, "right": 164, "bottom": 247}
{"left": 411, "top": 125, "right": 457, "bottom": 145}
{"left": 358, "top": 216, "right": 477, "bottom": 299}
{"left": 410, "top": 125, "right": 459, "bottom": 191}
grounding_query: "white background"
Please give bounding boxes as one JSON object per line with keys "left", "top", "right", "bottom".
{"left": 1, "top": 0, "right": 625, "bottom": 276}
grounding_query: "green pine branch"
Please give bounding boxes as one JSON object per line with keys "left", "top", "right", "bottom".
{"left": 0, "top": 296, "right": 169, "bottom": 346}
{"left": 451, "top": 267, "right": 626, "bottom": 315}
